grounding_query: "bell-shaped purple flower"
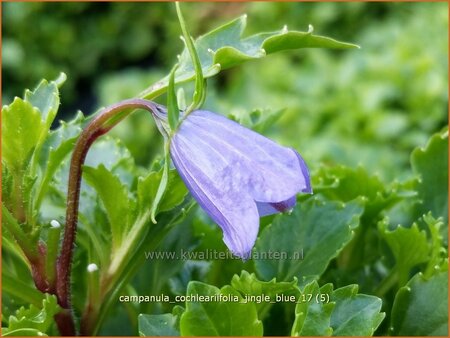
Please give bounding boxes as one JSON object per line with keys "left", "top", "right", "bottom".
{"left": 170, "top": 110, "right": 312, "bottom": 258}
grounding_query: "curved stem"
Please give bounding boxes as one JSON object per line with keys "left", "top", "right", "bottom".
{"left": 55, "top": 99, "right": 166, "bottom": 335}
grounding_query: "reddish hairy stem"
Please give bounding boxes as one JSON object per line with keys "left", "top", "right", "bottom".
{"left": 55, "top": 99, "right": 164, "bottom": 335}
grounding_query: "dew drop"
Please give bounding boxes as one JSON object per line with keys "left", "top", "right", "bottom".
{"left": 87, "top": 263, "right": 98, "bottom": 273}
{"left": 50, "top": 220, "right": 61, "bottom": 228}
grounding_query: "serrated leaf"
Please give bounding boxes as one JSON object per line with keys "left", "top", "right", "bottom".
{"left": 179, "top": 16, "right": 357, "bottom": 72}
{"left": 291, "top": 282, "right": 334, "bottom": 336}
{"left": 292, "top": 282, "right": 384, "bottom": 337}
{"left": 140, "top": 16, "right": 357, "bottom": 99}
{"left": 313, "top": 165, "right": 401, "bottom": 221}
{"left": 24, "top": 77, "right": 61, "bottom": 128}
{"left": 231, "top": 270, "right": 298, "bottom": 318}
{"left": 423, "top": 213, "right": 447, "bottom": 278}
{"left": 83, "top": 164, "right": 131, "bottom": 250}
{"left": 255, "top": 197, "right": 364, "bottom": 284}
{"left": 179, "top": 281, "right": 263, "bottom": 336}
{"left": 411, "top": 129, "right": 448, "bottom": 224}
{"left": 3, "top": 294, "right": 60, "bottom": 335}
{"left": 379, "top": 220, "right": 429, "bottom": 287}
{"left": 35, "top": 112, "right": 85, "bottom": 210}
{"left": 391, "top": 270, "right": 448, "bottom": 336}
{"left": 330, "top": 285, "right": 384, "bottom": 336}
{"left": 1, "top": 98, "right": 45, "bottom": 173}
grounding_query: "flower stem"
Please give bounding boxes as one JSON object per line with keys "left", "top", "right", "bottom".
{"left": 55, "top": 99, "right": 165, "bottom": 335}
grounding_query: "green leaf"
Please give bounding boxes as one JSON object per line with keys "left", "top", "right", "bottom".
{"left": 83, "top": 164, "right": 131, "bottom": 250}
{"left": 140, "top": 16, "right": 357, "bottom": 99}
{"left": 411, "top": 129, "right": 448, "bottom": 224}
{"left": 2, "top": 273, "right": 45, "bottom": 308}
{"left": 138, "top": 167, "right": 188, "bottom": 217}
{"left": 3, "top": 294, "right": 60, "bottom": 335}
{"left": 138, "top": 313, "right": 180, "bottom": 336}
{"left": 255, "top": 197, "right": 364, "bottom": 284}
{"left": 169, "top": 261, "right": 211, "bottom": 296}
{"left": 378, "top": 219, "right": 429, "bottom": 287}
{"left": 291, "top": 282, "right": 334, "bottom": 336}
{"left": 291, "top": 282, "right": 384, "bottom": 336}
{"left": 391, "top": 270, "right": 448, "bottom": 336}
{"left": 180, "top": 281, "right": 263, "bottom": 336}
{"left": 423, "top": 213, "right": 448, "bottom": 278}
{"left": 1, "top": 98, "right": 45, "bottom": 174}
{"left": 330, "top": 285, "right": 385, "bottom": 336}
{"left": 34, "top": 112, "right": 85, "bottom": 210}
{"left": 231, "top": 271, "right": 298, "bottom": 318}
{"left": 313, "top": 165, "right": 401, "bottom": 221}
{"left": 180, "top": 16, "right": 358, "bottom": 72}
{"left": 228, "top": 108, "right": 285, "bottom": 134}
{"left": 24, "top": 73, "right": 65, "bottom": 128}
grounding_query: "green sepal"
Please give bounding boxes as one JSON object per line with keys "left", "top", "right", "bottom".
{"left": 167, "top": 64, "right": 180, "bottom": 131}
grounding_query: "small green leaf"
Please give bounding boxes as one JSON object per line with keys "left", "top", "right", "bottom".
{"left": 3, "top": 294, "right": 60, "bottom": 335}
{"left": 411, "top": 129, "right": 448, "bottom": 224}
{"left": 167, "top": 65, "right": 180, "bottom": 131}
{"left": 231, "top": 271, "right": 298, "bottom": 318}
{"left": 140, "top": 15, "right": 357, "bottom": 99}
{"left": 313, "top": 165, "right": 401, "bottom": 221}
{"left": 423, "top": 213, "right": 447, "bottom": 278}
{"left": 291, "top": 282, "right": 334, "bottom": 336}
{"left": 138, "top": 313, "right": 180, "bottom": 336}
{"left": 228, "top": 108, "right": 285, "bottom": 134}
{"left": 255, "top": 197, "right": 364, "bottom": 284}
{"left": 1, "top": 98, "right": 45, "bottom": 174}
{"left": 83, "top": 164, "right": 131, "bottom": 250}
{"left": 24, "top": 74, "right": 64, "bottom": 128}
{"left": 138, "top": 166, "right": 188, "bottom": 217}
{"left": 180, "top": 281, "right": 263, "bottom": 336}
{"left": 292, "top": 282, "right": 384, "bottom": 336}
{"left": 330, "top": 285, "right": 385, "bottom": 336}
{"left": 391, "top": 270, "right": 448, "bottom": 336}
{"left": 378, "top": 219, "right": 429, "bottom": 287}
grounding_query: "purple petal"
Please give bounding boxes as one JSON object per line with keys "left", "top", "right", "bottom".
{"left": 170, "top": 137, "right": 259, "bottom": 257}
{"left": 170, "top": 110, "right": 312, "bottom": 258}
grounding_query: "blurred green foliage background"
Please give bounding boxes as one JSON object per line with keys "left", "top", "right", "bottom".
{"left": 3, "top": 2, "right": 447, "bottom": 181}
